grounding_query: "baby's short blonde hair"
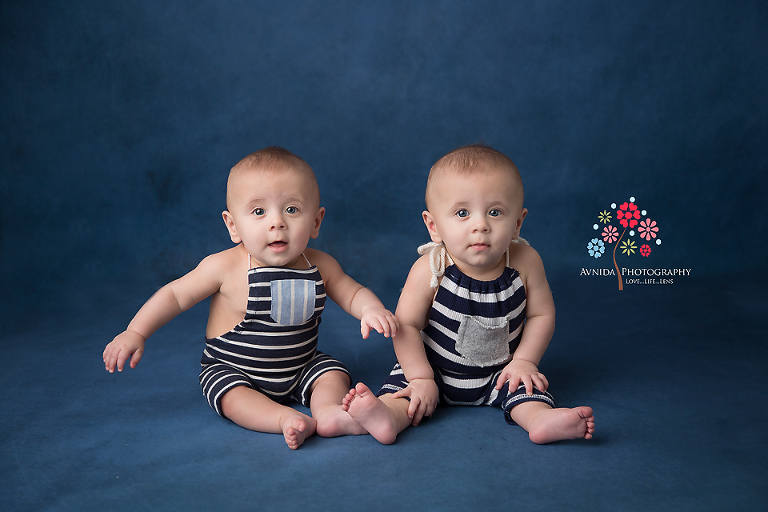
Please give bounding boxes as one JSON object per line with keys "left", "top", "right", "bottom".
{"left": 226, "top": 146, "right": 319, "bottom": 210}
{"left": 425, "top": 144, "right": 523, "bottom": 210}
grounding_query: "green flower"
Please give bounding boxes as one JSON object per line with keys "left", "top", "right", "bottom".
{"left": 598, "top": 210, "right": 612, "bottom": 224}
{"left": 620, "top": 240, "right": 636, "bottom": 255}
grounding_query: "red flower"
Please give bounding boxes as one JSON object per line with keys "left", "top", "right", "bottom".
{"left": 640, "top": 244, "right": 651, "bottom": 257}
{"left": 617, "top": 202, "right": 641, "bottom": 228}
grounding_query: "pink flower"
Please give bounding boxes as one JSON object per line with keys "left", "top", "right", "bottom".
{"left": 640, "top": 244, "right": 651, "bottom": 257}
{"left": 617, "top": 202, "right": 641, "bottom": 228}
{"left": 638, "top": 218, "right": 659, "bottom": 241}
{"left": 602, "top": 225, "right": 619, "bottom": 243}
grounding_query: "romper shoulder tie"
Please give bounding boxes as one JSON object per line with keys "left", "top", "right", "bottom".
{"left": 418, "top": 237, "right": 530, "bottom": 288}
{"left": 418, "top": 242, "right": 454, "bottom": 288}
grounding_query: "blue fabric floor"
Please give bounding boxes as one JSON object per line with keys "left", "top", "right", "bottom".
{"left": 2, "top": 275, "right": 766, "bottom": 511}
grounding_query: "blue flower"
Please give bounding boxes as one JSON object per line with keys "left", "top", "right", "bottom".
{"left": 587, "top": 238, "right": 605, "bottom": 258}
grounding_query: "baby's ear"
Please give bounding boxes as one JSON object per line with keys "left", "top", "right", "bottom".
{"left": 512, "top": 208, "right": 528, "bottom": 239}
{"left": 222, "top": 211, "right": 241, "bottom": 244}
{"left": 422, "top": 211, "right": 442, "bottom": 243}
{"left": 310, "top": 207, "right": 325, "bottom": 239}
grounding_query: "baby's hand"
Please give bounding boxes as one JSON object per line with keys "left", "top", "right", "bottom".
{"left": 495, "top": 359, "right": 549, "bottom": 396}
{"left": 359, "top": 306, "right": 399, "bottom": 339}
{"left": 103, "top": 329, "right": 146, "bottom": 373}
{"left": 391, "top": 378, "right": 439, "bottom": 426}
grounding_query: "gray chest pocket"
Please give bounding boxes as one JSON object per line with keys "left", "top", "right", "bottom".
{"left": 455, "top": 315, "right": 511, "bottom": 367}
{"left": 269, "top": 279, "right": 317, "bottom": 326}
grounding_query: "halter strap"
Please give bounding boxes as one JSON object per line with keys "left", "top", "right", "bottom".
{"left": 247, "top": 252, "right": 312, "bottom": 273}
{"left": 418, "top": 238, "right": 529, "bottom": 288}
{"left": 417, "top": 242, "right": 454, "bottom": 288}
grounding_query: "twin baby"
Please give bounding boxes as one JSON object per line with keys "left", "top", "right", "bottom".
{"left": 103, "top": 145, "right": 595, "bottom": 449}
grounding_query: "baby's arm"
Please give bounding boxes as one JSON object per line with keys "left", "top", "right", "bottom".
{"left": 307, "top": 249, "right": 398, "bottom": 339}
{"left": 496, "top": 243, "right": 556, "bottom": 395}
{"left": 389, "top": 256, "right": 440, "bottom": 424}
{"left": 103, "top": 253, "right": 225, "bottom": 372}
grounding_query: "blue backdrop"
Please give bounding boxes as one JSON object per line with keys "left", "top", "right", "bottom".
{"left": 2, "top": 3, "right": 768, "bottom": 511}
{"left": 2, "top": 0, "right": 766, "bottom": 320}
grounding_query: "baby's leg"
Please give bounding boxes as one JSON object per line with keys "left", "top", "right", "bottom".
{"left": 509, "top": 401, "right": 595, "bottom": 444}
{"left": 220, "top": 386, "right": 316, "bottom": 450}
{"left": 341, "top": 383, "right": 412, "bottom": 445}
{"left": 309, "top": 370, "right": 368, "bottom": 437}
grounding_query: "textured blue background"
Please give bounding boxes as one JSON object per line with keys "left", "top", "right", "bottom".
{"left": 2, "top": 2, "right": 768, "bottom": 511}
{"left": 3, "top": 0, "right": 766, "bottom": 328}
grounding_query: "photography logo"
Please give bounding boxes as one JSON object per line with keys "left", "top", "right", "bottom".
{"left": 583, "top": 197, "right": 689, "bottom": 290}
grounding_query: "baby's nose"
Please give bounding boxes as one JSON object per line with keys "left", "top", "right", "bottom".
{"left": 269, "top": 214, "right": 287, "bottom": 229}
{"left": 473, "top": 219, "right": 490, "bottom": 232}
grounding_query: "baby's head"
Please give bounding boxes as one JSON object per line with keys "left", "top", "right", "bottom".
{"left": 226, "top": 146, "right": 320, "bottom": 212}
{"left": 223, "top": 147, "right": 324, "bottom": 268}
{"left": 425, "top": 144, "right": 524, "bottom": 212}
{"left": 422, "top": 145, "right": 528, "bottom": 274}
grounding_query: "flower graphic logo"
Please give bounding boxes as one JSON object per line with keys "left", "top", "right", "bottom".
{"left": 587, "top": 197, "right": 662, "bottom": 290}
{"left": 638, "top": 219, "right": 659, "bottom": 241}
{"left": 620, "top": 240, "right": 636, "bottom": 255}
{"left": 602, "top": 225, "right": 619, "bottom": 243}
{"left": 587, "top": 238, "right": 605, "bottom": 258}
{"left": 617, "top": 202, "right": 641, "bottom": 228}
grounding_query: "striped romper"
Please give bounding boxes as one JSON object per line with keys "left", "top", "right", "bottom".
{"left": 379, "top": 263, "right": 555, "bottom": 424}
{"left": 199, "top": 256, "right": 349, "bottom": 418}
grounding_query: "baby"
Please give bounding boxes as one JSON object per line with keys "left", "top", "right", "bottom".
{"left": 342, "top": 144, "right": 595, "bottom": 444}
{"left": 103, "top": 147, "right": 398, "bottom": 449}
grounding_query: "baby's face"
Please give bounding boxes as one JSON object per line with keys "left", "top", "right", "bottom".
{"left": 224, "top": 166, "right": 323, "bottom": 268}
{"left": 424, "top": 166, "right": 526, "bottom": 280}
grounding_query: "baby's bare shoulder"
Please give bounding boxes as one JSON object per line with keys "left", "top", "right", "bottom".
{"left": 193, "top": 246, "right": 246, "bottom": 287}
{"left": 508, "top": 242, "right": 547, "bottom": 279}
{"left": 199, "top": 246, "right": 242, "bottom": 270}
{"left": 508, "top": 240, "right": 541, "bottom": 263}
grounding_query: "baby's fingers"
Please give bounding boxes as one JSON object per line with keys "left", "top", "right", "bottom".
{"left": 383, "top": 316, "right": 399, "bottom": 338}
{"left": 360, "top": 321, "right": 372, "bottom": 339}
{"left": 411, "top": 404, "right": 427, "bottom": 426}
{"left": 129, "top": 347, "right": 144, "bottom": 369}
{"left": 407, "top": 396, "right": 421, "bottom": 421}
{"left": 103, "top": 345, "right": 122, "bottom": 373}
{"left": 114, "top": 348, "right": 131, "bottom": 372}
{"left": 103, "top": 350, "right": 115, "bottom": 373}
{"left": 370, "top": 318, "right": 388, "bottom": 337}
{"left": 496, "top": 372, "right": 519, "bottom": 392}
{"left": 391, "top": 387, "right": 411, "bottom": 400}
{"left": 521, "top": 375, "right": 535, "bottom": 395}
{"left": 532, "top": 373, "right": 549, "bottom": 393}
{"left": 109, "top": 346, "right": 137, "bottom": 373}
{"left": 496, "top": 372, "right": 507, "bottom": 391}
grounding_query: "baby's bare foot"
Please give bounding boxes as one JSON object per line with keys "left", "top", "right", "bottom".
{"left": 528, "top": 406, "right": 595, "bottom": 444}
{"left": 281, "top": 413, "right": 316, "bottom": 450}
{"left": 343, "top": 383, "right": 400, "bottom": 445}
{"left": 315, "top": 405, "right": 368, "bottom": 437}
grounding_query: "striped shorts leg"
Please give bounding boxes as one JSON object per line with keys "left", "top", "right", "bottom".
{"left": 376, "top": 363, "right": 556, "bottom": 425}
{"left": 199, "top": 362, "right": 252, "bottom": 418}
{"left": 199, "top": 352, "right": 350, "bottom": 418}
{"left": 376, "top": 363, "right": 410, "bottom": 398}
{"left": 491, "top": 376, "right": 556, "bottom": 425}
{"left": 289, "top": 351, "right": 350, "bottom": 407}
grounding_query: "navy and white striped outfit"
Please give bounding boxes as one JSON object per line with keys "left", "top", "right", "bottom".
{"left": 379, "top": 263, "right": 554, "bottom": 424}
{"left": 199, "top": 256, "right": 349, "bottom": 418}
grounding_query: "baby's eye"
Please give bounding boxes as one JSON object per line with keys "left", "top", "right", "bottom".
{"left": 455, "top": 209, "right": 470, "bottom": 218}
{"left": 488, "top": 209, "right": 502, "bottom": 217}
{"left": 252, "top": 207, "right": 266, "bottom": 216}
{"left": 285, "top": 206, "right": 299, "bottom": 214}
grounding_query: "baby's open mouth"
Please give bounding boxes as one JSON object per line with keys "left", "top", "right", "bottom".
{"left": 269, "top": 241, "right": 287, "bottom": 250}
